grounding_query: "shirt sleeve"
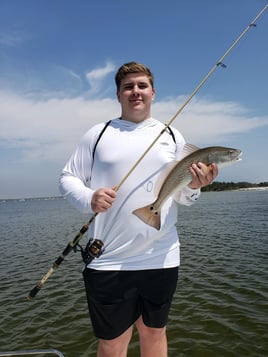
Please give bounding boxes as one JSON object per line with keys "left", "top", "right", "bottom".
{"left": 173, "top": 186, "right": 201, "bottom": 206}
{"left": 59, "top": 130, "right": 96, "bottom": 214}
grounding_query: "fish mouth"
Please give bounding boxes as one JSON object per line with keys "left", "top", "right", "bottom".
{"left": 231, "top": 149, "right": 242, "bottom": 161}
{"left": 236, "top": 150, "right": 243, "bottom": 160}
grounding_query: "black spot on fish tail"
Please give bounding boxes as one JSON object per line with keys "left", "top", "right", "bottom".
{"left": 132, "top": 204, "right": 161, "bottom": 230}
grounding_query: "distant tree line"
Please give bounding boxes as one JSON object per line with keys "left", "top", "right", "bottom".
{"left": 201, "top": 181, "right": 268, "bottom": 192}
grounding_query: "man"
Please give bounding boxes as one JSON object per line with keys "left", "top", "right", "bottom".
{"left": 59, "top": 62, "right": 218, "bottom": 357}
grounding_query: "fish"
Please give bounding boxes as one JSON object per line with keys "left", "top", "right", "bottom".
{"left": 132, "top": 144, "right": 242, "bottom": 230}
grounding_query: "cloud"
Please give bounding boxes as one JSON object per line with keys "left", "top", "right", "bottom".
{"left": 68, "top": 70, "right": 82, "bottom": 81}
{"left": 1, "top": 89, "right": 268, "bottom": 198}
{"left": 85, "top": 61, "right": 116, "bottom": 95}
{"left": 0, "top": 90, "right": 119, "bottom": 162}
{"left": 153, "top": 96, "right": 268, "bottom": 145}
{"left": 0, "top": 31, "right": 26, "bottom": 47}
{"left": 1, "top": 90, "right": 268, "bottom": 166}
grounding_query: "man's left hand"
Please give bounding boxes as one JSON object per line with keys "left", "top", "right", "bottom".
{"left": 188, "top": 162, "right": 218, "bottom": 189}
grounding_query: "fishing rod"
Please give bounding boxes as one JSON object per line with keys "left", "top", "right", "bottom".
{"left": 27, "top": 4, "right": 268, "bottom": 300}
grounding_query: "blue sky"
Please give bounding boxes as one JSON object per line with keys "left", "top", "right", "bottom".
{"left": 0, "top": 0, "right": 267, "bottom": 199}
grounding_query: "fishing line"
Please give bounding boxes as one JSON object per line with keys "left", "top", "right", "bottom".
{"left": 27, "top": 4, "right": 268, "bottom": 300}
{"left": 114, "top": 4, "right": 268, "bottom": 191}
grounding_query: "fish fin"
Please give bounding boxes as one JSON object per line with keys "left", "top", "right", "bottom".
{"left": 154, "top": 143, "right": 200, "bottom": 194}
{"left": 154, "top": 161, "right": 178, "bottom": 196}
{"left": 181, "top": 143, "right": 200, "bottom": 159}
{"left": 132, "top": 204, "right": 161, "bottom": 230}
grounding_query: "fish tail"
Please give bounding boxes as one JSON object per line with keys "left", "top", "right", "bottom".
{"left": 132, "top": 204, "right": 161, "bottom": 230}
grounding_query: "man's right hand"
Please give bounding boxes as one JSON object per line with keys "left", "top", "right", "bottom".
{"left": 91, "top": 188, "right": 117, "bottom": 213}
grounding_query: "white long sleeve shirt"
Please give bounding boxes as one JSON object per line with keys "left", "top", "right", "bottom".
{"left": 59, "top": 118, "right": 200, "bottom": 270}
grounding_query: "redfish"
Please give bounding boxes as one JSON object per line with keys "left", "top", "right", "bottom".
{"left": 132, "top": 144, "right": 242, "bottom": 230}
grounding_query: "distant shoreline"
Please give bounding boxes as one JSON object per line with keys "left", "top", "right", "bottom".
{"left": 0, "top": 196, "right": 65, "bottom": 202}
{"left": 201, "top": 181, "right": 268, "bottom": 192}
{"left": 237, "top": 186, "right": 268, "bottom": 191}
{"left": 1, "top": 182, "right": 268, "bottom": 201}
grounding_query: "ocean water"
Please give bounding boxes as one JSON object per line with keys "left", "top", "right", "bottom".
{"left": 0, "top": 190, "right": 267, "bottom": 357}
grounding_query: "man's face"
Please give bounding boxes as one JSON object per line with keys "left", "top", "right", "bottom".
{"left": 117, "top": 73, "right": 155, "bottom": 123}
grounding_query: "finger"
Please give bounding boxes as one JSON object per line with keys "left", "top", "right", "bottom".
{"left": 210, "top": 163, "right": 219, "bottom": 179}
{"left": 200, "top": 163, "right": 212, "bottom": 176}
{"left": 107, "top": 188, "right": 117, "bottom": 199}
{"left": 92, "top": 189, "right": 116, "bottom": 212}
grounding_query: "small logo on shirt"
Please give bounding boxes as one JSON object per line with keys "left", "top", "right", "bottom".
{"left": 144, "top": 180, "right": 153, "bottom": 192}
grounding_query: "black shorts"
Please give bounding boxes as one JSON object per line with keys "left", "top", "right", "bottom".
{"left": 82, "top": 267, "right": 179, "bottom": 340}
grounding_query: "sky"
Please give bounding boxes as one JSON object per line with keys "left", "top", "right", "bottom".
{"left": 0, "top": 0, "right": 267, "bottom": 199}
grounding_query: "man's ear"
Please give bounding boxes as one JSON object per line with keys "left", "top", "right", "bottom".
{"left": 116, "top": 91, "right": 121, "bottom": 103}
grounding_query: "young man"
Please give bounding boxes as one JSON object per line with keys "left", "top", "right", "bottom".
{"left": 59, "top": 62, "right": 218, "bottom": 357}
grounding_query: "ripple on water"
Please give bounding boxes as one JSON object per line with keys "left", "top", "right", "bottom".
{"left": 0, "top": 192, "right": 267, "bottom": 356}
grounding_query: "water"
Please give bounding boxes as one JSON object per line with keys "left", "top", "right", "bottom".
{"left": 0, "top": 191, "right": 267, "bottom": 356}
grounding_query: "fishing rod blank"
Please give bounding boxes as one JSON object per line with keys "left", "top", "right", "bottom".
{"left": 27, "top": 4, "right": 268, "bottom": 299}
{"left": 114, "top": 4, "right": 268, "bottom": 192}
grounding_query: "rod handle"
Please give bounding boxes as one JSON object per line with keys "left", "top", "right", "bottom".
{"left": 27, "top": 285, "right": 41, "bottom": 300}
